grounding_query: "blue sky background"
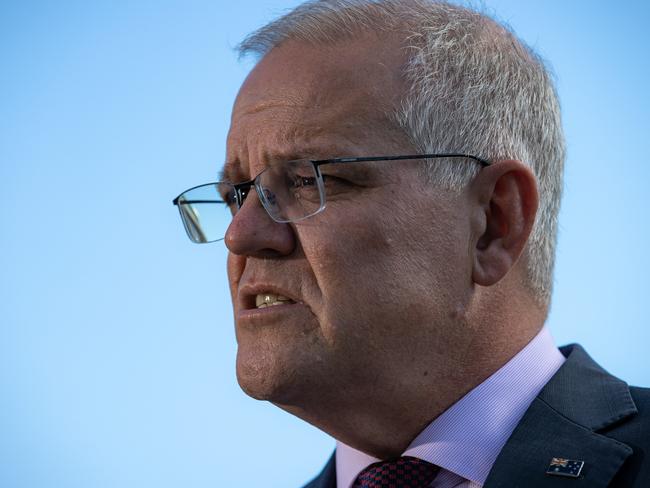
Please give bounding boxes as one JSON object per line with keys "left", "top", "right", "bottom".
{"left": 1, "top": 1, "right": 648, "bottom": 487}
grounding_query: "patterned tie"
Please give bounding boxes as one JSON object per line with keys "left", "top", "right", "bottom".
{"left": 352, "top": 456, "right": 440, "bottom": 488}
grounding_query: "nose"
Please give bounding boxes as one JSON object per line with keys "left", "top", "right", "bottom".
{"left": 224, "top": 189, "right": 296, "bottom": 257}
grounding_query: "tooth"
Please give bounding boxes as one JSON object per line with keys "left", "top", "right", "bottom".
{"left": 255, "top": 293, "right": 294, "bottom": 308}
{"left": 256, "top": 294, "right": 276, "bottom": 307}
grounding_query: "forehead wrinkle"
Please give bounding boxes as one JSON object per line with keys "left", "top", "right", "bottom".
{"left": 233, "top": 97, "right": 310, "bottom": 118}
{"left": 228, "top": 111, "right": 363, "bottom": 168}
{"left": 221, "top": 125, "right": 349, "bottom": 184}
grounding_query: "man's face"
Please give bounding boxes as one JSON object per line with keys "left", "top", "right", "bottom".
{"left": 224, "top": 37, "right": 476, "bottom": 411}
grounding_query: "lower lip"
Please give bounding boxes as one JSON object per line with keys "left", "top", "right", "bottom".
{"left": 237, "top": 302, "right": 306, "bottom": 320}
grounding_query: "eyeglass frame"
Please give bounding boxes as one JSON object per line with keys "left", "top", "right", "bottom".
{"left": 172, "top": 153, "right": 491, "bottom": 241}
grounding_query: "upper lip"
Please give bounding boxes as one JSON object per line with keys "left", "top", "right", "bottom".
{"left": 238, "top": 283, "right": 302, "bottom": 311}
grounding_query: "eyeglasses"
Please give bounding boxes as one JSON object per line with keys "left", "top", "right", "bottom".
{"left": 172, "top": 153, "right": 490, "bottom": 243}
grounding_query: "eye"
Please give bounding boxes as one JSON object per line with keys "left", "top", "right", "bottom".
{"left": 238, "top": 186, "right": 250, "bottom": 202}
{"left": 299, "top": 176, "right": 318, "bottom": 187}
{"left": 288, "top": 174, "right": 318, "bottom": 188}
{"left": 289, "top": 174, "right": 347, "bottom": 189}
{"left": 218, "top": 185, "right": 240, "bottom": 215}
{"left": 218, "top": 188, "right": 232, "bottom": 204}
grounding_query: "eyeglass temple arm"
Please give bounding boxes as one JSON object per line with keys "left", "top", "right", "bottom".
{"left": 172, "top": 198, "right": 225, "bottom": 205}
{"left": 311, "top": 153, "right": 491, "bottom": 167}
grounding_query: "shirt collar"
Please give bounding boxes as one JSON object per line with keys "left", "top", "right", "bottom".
{"left": 336, "top": 326, "right": 565, "bottom": 488}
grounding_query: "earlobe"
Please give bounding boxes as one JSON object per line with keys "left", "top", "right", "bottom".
{"left": 472, "top": 160, "right": 538, "bottom": 287}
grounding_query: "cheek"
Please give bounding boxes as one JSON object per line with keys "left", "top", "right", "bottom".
{"left": 301, "top": 212, "right": 406, "bottom": 312}
{"left": 301, "top": 196, "right": 470, "bottom": 331}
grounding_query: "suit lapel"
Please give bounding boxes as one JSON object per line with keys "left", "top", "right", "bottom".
{"left": 484, "top": 344, "right": 637, "bottom": 487}
{"left": 303, "top": 453, "right": 336, "bottom": 488}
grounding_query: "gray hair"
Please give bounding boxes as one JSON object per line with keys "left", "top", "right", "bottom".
{"left": 238, "top": 0, "right": 566, "bottom": 307}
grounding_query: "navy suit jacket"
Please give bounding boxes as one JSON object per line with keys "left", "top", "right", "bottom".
{"left": 303, "top": 344, "right": 650, "bottom": 487}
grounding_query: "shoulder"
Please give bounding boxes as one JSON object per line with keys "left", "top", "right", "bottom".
{"left": 487, "top": 344, "right": 649, "bottom": 487}
{"left": 630, "top": 385, "right": 650, "bottom": 412}
{"left": 550, "top": 345, "right": 650, "bottom": 486}
{"left": 620, "top": 385, "right": 650, "bottom": 435}
{"left": 605, "top": 385, "right": 650, "bottom": 486}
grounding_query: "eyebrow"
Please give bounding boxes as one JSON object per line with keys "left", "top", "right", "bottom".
{"left": 219, "top": 142, "right": 359, "bottom": 183}
{"left": 218, "top": 163, "right": 242, "bottom": 184}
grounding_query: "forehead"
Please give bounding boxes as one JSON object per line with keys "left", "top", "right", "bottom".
{"left": 224, "top": 36, "right": 409, "bottom": 180}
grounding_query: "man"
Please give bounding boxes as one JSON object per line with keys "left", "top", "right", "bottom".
{"left": 173, "top": 1, "right": 649, "bottom": 486}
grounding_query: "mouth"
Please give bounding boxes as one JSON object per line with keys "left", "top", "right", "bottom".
{"left": 237, "top": 285, "right": 309, "bottom": 323}
{"left": 239, "top": 285, "right": 302, "bottom": 313}
{"left": 254, "top": 293, "right": 297, "bottom": 309}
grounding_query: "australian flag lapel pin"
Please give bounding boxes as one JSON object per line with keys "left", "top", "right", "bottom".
{"left": 545, "top": 457, "right": 585, "bottom": 478}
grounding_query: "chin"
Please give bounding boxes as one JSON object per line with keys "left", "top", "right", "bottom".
{"left": 235, "top": 346, "right": 303, "bottom": 403}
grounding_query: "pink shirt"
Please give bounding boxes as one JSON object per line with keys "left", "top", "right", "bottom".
{"left": 336, "top": 326, "right": 565, "bottom": 488}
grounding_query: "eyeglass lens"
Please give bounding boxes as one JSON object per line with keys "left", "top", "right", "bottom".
{"left": 176, "top": 159, "right": 325, "bottom": 243}
{"left": 257, "top": 159, "right": 324, "bottom": 223}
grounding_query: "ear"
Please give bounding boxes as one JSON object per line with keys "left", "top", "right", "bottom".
{"left": 471, "top": 160, "right": 539, "bottom": 287}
